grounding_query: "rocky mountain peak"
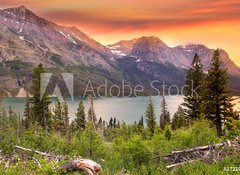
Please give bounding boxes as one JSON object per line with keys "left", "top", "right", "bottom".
{"left": 2, "top": 6, "right": 50, "bottom": 27}
{"left": 136, "top": 36, "right": 168, "bottom": 48}
{"left": 130, "top": 36, "right": 170, "bottom": 62}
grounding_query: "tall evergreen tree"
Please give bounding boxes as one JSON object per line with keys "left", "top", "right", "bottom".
{"left": 183, "top": 53, "right": 205, "bottom": 121}
{"left": 225, "top": 111, "right": 240, "bottom": 137}
{"left": 145, "top": 96, "right": 156, "bottom": 137}
{"left": 202, "top": 49, "right": 234, "bottom": 136}
{"left": 52, "top": 98, "right": 64, "bottom": 132}
{"left": 62, "top": 99, "right": 69, "bottom": 135}
{"left": 172, "top": 106, "right": 187, "bottom": 130}
{"left": 113, "top": 117, "right": 117, "bottom": 128}
{"left": 164, "top": 125, "right": 172, "bottom": 140}
{"left": 31, "top": 64, "right": 51, "bottom": 129}
{"left": 137, "top": 116, "right": 144, "bottom": 134}
{"left": 138, "top": 116, "right": 144, "bottom": 128}
{"left": 23, "top": 88, "right": 31, "bottom": 129}
{"left": 108, "top": 117, "right": 113, "bottom": 128}
{"left": 116, "top": 120, "right": 121, "bottom": 128}
{"left": 87, "top": 95, "right": 97, "bottom": 131}
{"left": 159, "top": 94, "right": 170, "bottom": 130}
{"left": 73, "top": 101, "right": 86, "bottom": 131}
{"left": 97, "top": 117, "right": 103, "bottom": 128}
{"left": 84, "top": 123, "right": 105, "bottom": 159}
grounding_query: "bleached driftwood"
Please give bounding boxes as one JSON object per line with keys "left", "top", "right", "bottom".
{"left": 14, "top": 145, "right": 67, "bottom": 162}
{"left": 32, "top": 157, "right": 42, "bottom": 169}
{"left": 164, "top": 138, "right": 240, "bottom": 170}
{"left": 169, "top": 142, "right": 228, "bottom": 155}
{"left": 15, "top": 146, "right": 50, "bottom": 157}
{"left": 14, "top": 145, "right": 102, "bottom": 175}
{"left": 166, "top": 159, "right": 198, "bottom": 169}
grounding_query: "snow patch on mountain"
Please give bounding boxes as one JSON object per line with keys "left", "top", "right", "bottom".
{"left": 19, "top": 36, "right": 24, "bottom": 40}
{"left": 60, "top": 31, "right": 77, "bottom": 44}
{"left": 107, "top": 46, "right": 126, "bottom": 57}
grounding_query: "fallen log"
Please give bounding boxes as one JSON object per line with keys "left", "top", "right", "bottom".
{"left": 166, "top": 159, "right": 198, "bottom": 169}
{"left": 164, "top": 137, "right": 240, "bottom": 169}
{"left": 14, "top": 146, "right": 50, "bottom": 157}
{"left": 169, "top": 142, "right": 228, "bottom": 155}
{"left": 61, "top": 159, "right": 102, "bottom": 175}
{"left": 14, "top": 145, "right": 102, "bottom": 175}
{"left": 14, "top": 145, "right": 67, "bottom": 162}
{"left": 32, "top": 157, "right": 42, "bottom": 169}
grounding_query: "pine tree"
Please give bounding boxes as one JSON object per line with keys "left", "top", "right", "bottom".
{"left": 182, "top": 53, "right": 205, "bottom": 121}
{"left": 73, "top": 101, "right": 86, "bottom": 131}
{"left": 113, "top": 117, "right": 117, "bottom": 128}
{"left": 159, "top": 94, "right": 170, "bottom": 130}
{"left": 172, "top": 106, "right": 187, "bottom": 130}
{"left": 62, "top": 99, "right": 69, "bottom": 135}
{"left": 137, "top": 116, "right": 144, "bottom": 133}
{"left": 138, "top": 116, "right": 144, "bottom": 128}
{"left": 225, "top": 111, "right": 240, "bottom": 137}
{"left": 84, "top": 123, "right": 105, "bottom": 159}
{"left": 87, "top": 95, "right": 97, "bottom": 131}
{"left": 97, "top": 117, "right": 103, "bottom": 128}
{"left": 145, "top": 96, "right": 156, "bottom": 137}
{"left": 202, "top": 49, "right": 234, "bottom": 136}
{"left": 23, "top": 88, "right": 31, "bottom": 129}
{"left": 52, "top": 98, "right": 63, "bottom": 132}
{"left": 116, "top": 120, "right": 121, "bottom": 128}
{"left": 164, "top": 125, "right": 172, "bottom": 140}
{"left": 108, "top": 117, "right": 113, "bottom": 128}
{"left": 31, "top": 64, "right": 51, "bottom": 129}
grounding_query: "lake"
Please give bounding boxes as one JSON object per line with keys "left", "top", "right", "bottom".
{"left": 3, "top": 96, "right": 240, "bottom": 123}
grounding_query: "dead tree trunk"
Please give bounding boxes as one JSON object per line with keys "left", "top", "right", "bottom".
{"left": 14, "top": 146, "right": 102, "bottom": 174}
{"left": 164, "top": 138, "right": 240, "bottom": 169}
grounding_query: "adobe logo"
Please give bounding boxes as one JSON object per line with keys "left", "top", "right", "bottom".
{"left": 40, "top": 73, "right": 74, "bottom": 102}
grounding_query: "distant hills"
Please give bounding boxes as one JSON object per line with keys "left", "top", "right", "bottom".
{"left": 0, "top": 6, "right": 239, "bottom": 96}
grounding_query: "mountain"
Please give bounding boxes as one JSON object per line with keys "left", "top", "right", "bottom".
{"left": 0, "top": 6, "right": 124, "bottom": 96}
{"left": 107, "top": 38, "right": 138, "bottom": 57}
{"left": 0, "top": 6, "right": 239, "bottom": 96}
{"left": 110, "top": 36, "right": 240, "bottom": 94}
{"left": 110, "top": 36, "right": 240, "bottom": 75}
{"left": 0, "top": 6, "right": 114, "bottom": 69}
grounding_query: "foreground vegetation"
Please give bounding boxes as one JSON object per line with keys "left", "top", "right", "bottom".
{"left": 0, "top": 50, "right": 239, "bottom": 174}
{"left": 0, "top": 118, "right": 239, "bottom": 175}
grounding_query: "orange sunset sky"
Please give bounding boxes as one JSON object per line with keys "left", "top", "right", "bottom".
{"left": 0, "top": 0, "right": 240, "bottom": 66}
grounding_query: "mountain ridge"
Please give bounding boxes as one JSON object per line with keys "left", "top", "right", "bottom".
{"left": 0, "top": 6, "right": 114, "bottom": 69}
{"left": 0, "top": 6, "right": 240, "bottom": 96}
{"left": 108, "top": 37, "right": 240, "bottom": 75}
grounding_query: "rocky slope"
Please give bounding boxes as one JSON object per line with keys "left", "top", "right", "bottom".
{"left": 107, "top": 38, "right": 138, "bottom": 57}
{"left": 0, "top": 6, "right": 239, "bottom": 96}
{"left": 0, "top": 6, "right": 115, "bottom": 70}
{"left": 110, "top": 36, "right": 240, "bottom": 75}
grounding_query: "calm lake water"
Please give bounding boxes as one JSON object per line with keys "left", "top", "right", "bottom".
{"left": 3, "top": 96, "right": 240, "bottom": 123}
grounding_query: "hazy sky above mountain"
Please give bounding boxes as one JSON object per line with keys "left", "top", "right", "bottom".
{"left": 0, "top": 0, "right": 240, "bottom": 66}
